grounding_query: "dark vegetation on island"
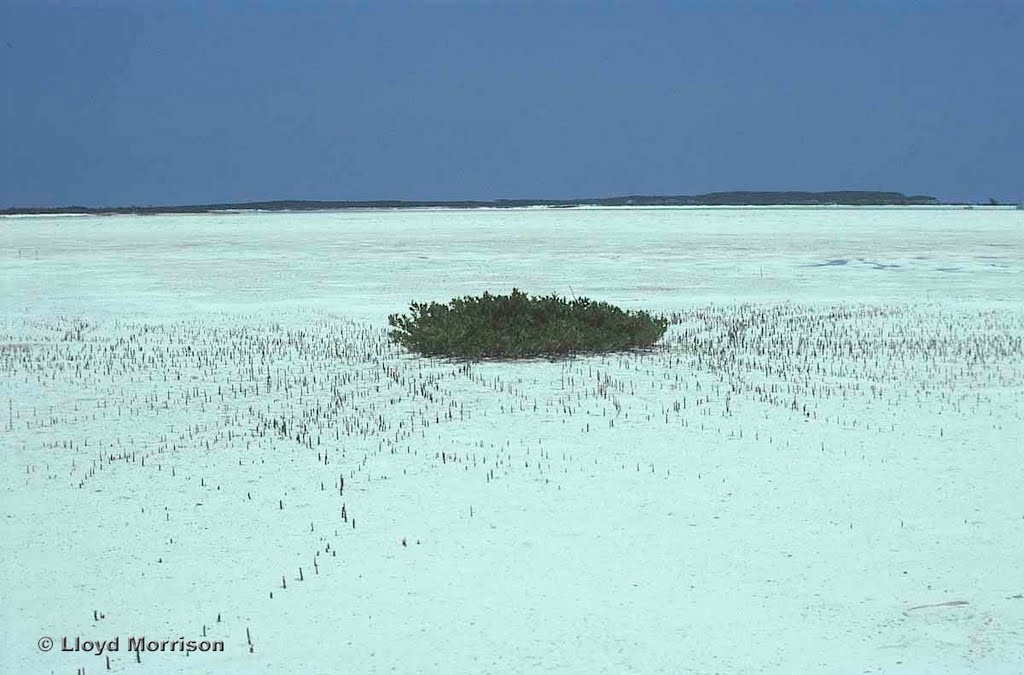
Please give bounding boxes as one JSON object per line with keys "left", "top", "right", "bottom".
{"left": 387, "top": 289, "right": 669, "bottom": 359}
{"left": 2, "top": 191, "right": 940, "bottom": 215}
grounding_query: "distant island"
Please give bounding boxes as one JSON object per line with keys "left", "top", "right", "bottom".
{"left": 1, "top": 191, "right": 940, "bottom": 215}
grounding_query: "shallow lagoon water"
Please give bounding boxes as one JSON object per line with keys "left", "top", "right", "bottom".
{"left": 3, "top": 206, "right": 1021, "bottom": 319}
{"left": 1, "top": 207, "right": 1022, "bottom": 674}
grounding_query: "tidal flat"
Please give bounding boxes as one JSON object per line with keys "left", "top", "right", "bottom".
{"left": 2, "top": 206, "right": 1022, "bottom": 674}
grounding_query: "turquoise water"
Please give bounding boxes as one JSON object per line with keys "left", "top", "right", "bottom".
{"left": 2, "top": 206, "right": 1021, "bottom": 320}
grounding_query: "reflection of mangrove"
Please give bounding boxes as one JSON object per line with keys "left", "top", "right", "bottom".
{"left": 388, "top": 289, "right": 668, "bottom": 358}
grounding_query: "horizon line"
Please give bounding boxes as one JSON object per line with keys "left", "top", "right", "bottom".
{"left": 3, "top": 189, "right": 977, "bottom": 214}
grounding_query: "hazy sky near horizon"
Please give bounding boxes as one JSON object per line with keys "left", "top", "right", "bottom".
{"left": 1, "top": 1, "right": 1021, "bottom": 207}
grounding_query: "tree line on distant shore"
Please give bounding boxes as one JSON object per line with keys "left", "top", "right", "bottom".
{"left": 1, "top": 191, "right": 940, "bottom": 215}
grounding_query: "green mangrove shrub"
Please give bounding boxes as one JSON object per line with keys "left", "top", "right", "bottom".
{"left": 388, "top": 289, "right": 668, "bottom": 358}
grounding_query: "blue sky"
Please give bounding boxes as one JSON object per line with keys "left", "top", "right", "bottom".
{"left": 1, "top": 0, "right": 1021, "bottom": 206}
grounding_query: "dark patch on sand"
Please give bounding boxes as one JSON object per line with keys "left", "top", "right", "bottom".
{"left": 804, "top": 258, "right": 850, "bottom": 268}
